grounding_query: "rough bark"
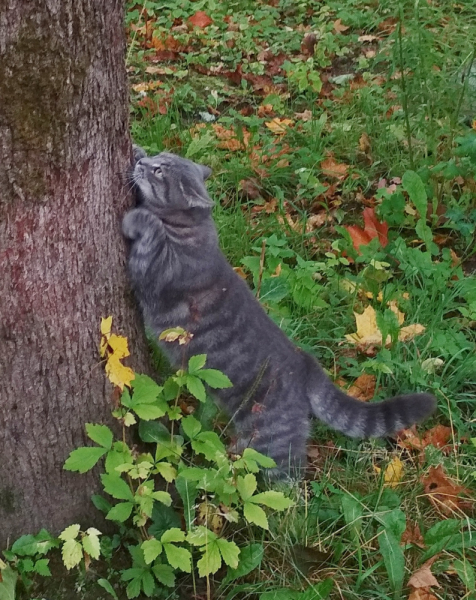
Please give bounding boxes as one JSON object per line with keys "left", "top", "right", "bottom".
{"left": 0, "top": 0, "right": 149, "bottom": 546}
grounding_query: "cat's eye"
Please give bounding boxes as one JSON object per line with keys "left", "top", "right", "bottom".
{"left": 153, "top": 166, "right": 163, "bottom": 178}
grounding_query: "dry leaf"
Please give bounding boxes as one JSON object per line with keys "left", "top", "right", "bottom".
{"left": 347, "top": 373, "right": 376, "bottom": 401}
{"left": 320, "top": 154, "right": 349, "bottom": 179}
{"left": 306, "top": 213, "right": 327, "bottom": 231}
{"left": 358, "top": 34, "right": 380, "bottom": 42}
{"left": 408, "top": 558, "right": 440, "bottom": 589}
{"left": 294, "top": 109, "right": 313, "bottom": 121}
{"left": 233, "top": 266, "right": 248, "bottom": 280}
{"left": 398, "top": 425, "right": 453, "bottom": 453}
{"left": 196, "top": 502, "right": 225, "bottom": 534}
{"left": 358, "top": 132, "right": 371, "bottom": 154}
{"left": 401, "top": 521, "right": 425, "bottom": 548}
{"left": 333, "top": 19, "right": 349, "bottom": 33}
{"left": 159, "top": 327, "right": 194, "bottom": 345}
{"left": 239, "top": 178, "right": 262, "bottom": 199}
{"left": 345, "top": 304, "right": 426, "bottom": 349}
{"left": 188, "top": 11, "right": 213, "bottom": 28}
{"left": 212, "top": 123, "right": 250, "bottom": 150}
{"left": 374, "top": 456, "right": 404, "bottom": 488}
{"left": 301, "top": 32, "right": 317, "bottom": 55}
{"left": 257, "top": 103, "right": 275, "bottom": 117}
{"left": 421, "top": 465, "right": 473, "bottom": 515}
{"left": 265, "top": 118, "right": 294, "bottom": 135}
{"left": 408, "top": 589, "right": 438, "bottom": 600}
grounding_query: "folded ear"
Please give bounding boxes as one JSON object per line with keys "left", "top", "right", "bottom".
{"left": 199, "top": 164, "right": 212, "bottom": 180}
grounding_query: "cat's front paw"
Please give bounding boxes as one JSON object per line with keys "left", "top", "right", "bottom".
{"left": 122, "top": 208, "right": 147, "bottom": 241}
{"left": 132, "top": 144, "right": 147, "bottom": 164}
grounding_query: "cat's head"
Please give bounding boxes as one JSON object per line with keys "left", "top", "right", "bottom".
{"left": 132, "top": 151, "right": 213, "bottom": 210}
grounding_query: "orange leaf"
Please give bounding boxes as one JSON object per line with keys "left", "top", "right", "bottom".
{"left": 344, "top": 207, "right": 388, "bottom": 253}
{"left": 320, "top": 155, "right": 349, "bottom": 179}
{"left": 188, "top": 11, "right": 213, "bottom": 28}
{"left": 421, "top": 465, "right": 473, "bottom": 515}
{"left": 265, "top": 118, "right": 294, "bottom": 135}
{"left": 347, "top": 373, "right": 376, "bottom": 401}
{"left": 401, "top": 521, "right": 425, "bottom": 548}
{"left": 363, "top": 206, "right": 389, "bottom": 247}
{"left": 408, "top": 589, "right": 438, "bottom": 600}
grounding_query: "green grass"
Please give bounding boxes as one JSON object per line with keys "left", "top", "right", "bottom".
{"left": 124, "top": 0, "right": 476, "bottom": 598}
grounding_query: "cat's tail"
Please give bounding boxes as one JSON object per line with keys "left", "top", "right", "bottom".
{"left": 308, "top": 366, "right": 436, "bottom": 438}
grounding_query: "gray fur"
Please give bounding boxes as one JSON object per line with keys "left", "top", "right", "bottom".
{"left": 122, "top": 150, "right": 436, "bottom": 475}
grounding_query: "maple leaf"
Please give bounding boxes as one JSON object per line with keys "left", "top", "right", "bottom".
{"left": 421, "top": 465, "right": 473, "bottom": 516}
{"left": 265, "top": 118, "right": 294, "bottom": 135}
{"left": 320, "top": 154, "right": 349, "bottom": 179}
{"left": 345, "top": 303, "right": 424, "bottom": 349}
{"left": 374, "top": 456, "right": 404, "bottom": 488}
{"left": 345, "top": 207, "right": 388, "bottom": 253}
{"left": 188, "top": 11, "right": 213, "bottom": 28}
{"left": 398, "top": 425, "right": 453, "bottom": 453}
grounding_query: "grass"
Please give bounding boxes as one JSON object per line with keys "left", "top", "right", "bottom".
{"left": 7, "top": 1, "right": 476, "bottom": 599}
{"left": 124, "top": 0, "right": 476, "bottom": 597}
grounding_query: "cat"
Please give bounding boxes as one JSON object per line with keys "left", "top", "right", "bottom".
{"left": 122, "top": 148, "right": 436, "bottom": 476}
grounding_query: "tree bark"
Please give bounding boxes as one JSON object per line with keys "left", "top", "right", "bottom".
{"left": 0, "top": 0, "right": 149, "bottom": 546}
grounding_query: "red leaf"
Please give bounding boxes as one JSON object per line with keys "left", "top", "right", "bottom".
{"left": 188, "top": 11, "right": 213, "bottom": 28}
{"left": 344, "top": 207, "right": 388, "bottom": 253}
{"left": 363, "top": 207, "right": 388, "bottom": 247}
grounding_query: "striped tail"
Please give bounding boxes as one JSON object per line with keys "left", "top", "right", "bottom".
{"left": 309, "top": 374, "right": 436, "bottom": 438}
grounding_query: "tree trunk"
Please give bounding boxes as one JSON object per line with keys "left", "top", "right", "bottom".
{"left": 0, "top": 0, "right": 149, "bottom": 546}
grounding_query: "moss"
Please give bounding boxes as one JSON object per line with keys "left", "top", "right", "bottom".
{"left": 0, "top": 13, "right": 90, "bottom": 205}
{"left": 0, "top": 485, "right": 17, "bottom": 515}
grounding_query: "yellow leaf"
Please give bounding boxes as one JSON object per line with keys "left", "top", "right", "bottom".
{"left": 105, "top": 355, "right": 135, "bottom": 390}
{"left": 345, "top": 304, "right": 425, "bottom": 347}
{"left": 265, "top": 118, "right": 294, "bottom": 135}
{"left": 374, "top": 457, "right": 404, "bottom": 488}
{"left": 399, "top": 324, "right": 426, "bottom": 341}
{"left": 345, "top": 305, "right": 382, "bottom": 345}
{"left": 108, "top": 334, "right": 130, "bottom": 360}
{"left": 100, "top": 316, "right": 113, "bottom": 357}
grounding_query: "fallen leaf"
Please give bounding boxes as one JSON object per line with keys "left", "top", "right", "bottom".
{"left": 345, "top": 207, "right": 389, "bottom": 253}
{"left": 301, "top": 32, "right": 317, "bottom": 55}
{"left": 347, "top": 373, "right": 376, "bottom": 401}
{"left": 408, "top": 558, "right": 440, "bottom": 589}
{"left": 294, "top": 109, "right": 313, "bottom": 121}
{"left": 374, "top": 456, "right": 404, "bottom": 488}
{"left": 265, "top": 118, "right": 294, "bottom": 135}
{"left": 333, "top": 19, "right": 349, "bottom": 33}
{"left": 196, "top": 502, "right": 225, "bottom": 534}
{"left": 188, "top": 11, "right": 213, "bottom": 28}
{"left": 401, "top": 521, "right": 425, "bottom": 548}
{"left": 345, "top": 304, "right": 426, "bottom": 348}
{"left": 320, "top": 154, "right": 349, "bottom": 179}
{"left": 212, "top": 123, "right": 250, "bottom": 150}
{"left": 358, "top": 132, "right": 371, "bottom": 154}
{"left": 421, "top": 465, "right": 473, "bottom": 516}
{"left": 257, "top": 103, "right": 275, "bottom": 117}
{"left": 398, "top": 425, "right": 453, "bottom": 453}
{"left": 306, "top": 213, "right": 327, "bottom": 231}
{"left": 408, "top": 589, "right": 438, "bottom": 600}
{"left": 358, "top": 34, "right": 381, "bottom": 42}
{"left": 233, "top": 266, "right": 248, "bottom": 280}
{"left": 239, "top": 178, "right": 262, "bottom": 199}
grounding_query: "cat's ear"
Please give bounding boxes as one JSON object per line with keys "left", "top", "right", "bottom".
{"left": 187, "top": 187, "right": 214, "bottom": 208}
{"left": 132, "top": 144, "right": 147, "bottom": 164}
{"left": 199, "top": 164, "right": 212, "bottom": 180}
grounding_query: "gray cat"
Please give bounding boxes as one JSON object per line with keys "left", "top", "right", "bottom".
{"left": 122, "top": 148, "right": 436, "bottom": 475}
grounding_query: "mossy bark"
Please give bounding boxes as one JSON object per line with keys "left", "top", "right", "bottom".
{"left": 0, "top": 0, "right": 150, "bottom": 545}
